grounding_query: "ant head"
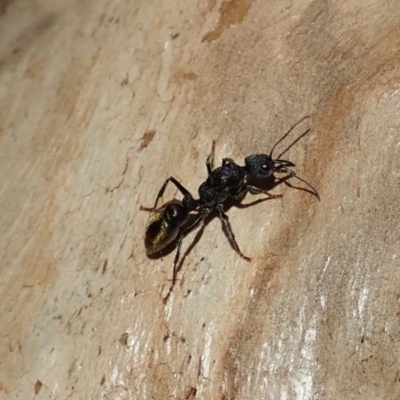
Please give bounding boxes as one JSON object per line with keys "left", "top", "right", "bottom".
{"left": 245, "top": 116, "right": 320, "bottom": 200}
{"left": 244, "top": 154, "right": 295, "bottom": 178}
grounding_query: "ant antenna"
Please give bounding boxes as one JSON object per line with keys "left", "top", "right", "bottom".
{"left": 274, "top": 161, "right": 320, "bottom": 200}
{"left": 267, "top": 116, "right": 319, "bottom": 200}
{"left": 269, "top": 115, "right": 311, "bottom": 158}
{"left": 276, "top": 128, "right": 310, "bottom": 160}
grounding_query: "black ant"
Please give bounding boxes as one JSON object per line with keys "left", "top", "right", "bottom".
{"left": 141, "top": 116, "right": 320, "bottom": 298}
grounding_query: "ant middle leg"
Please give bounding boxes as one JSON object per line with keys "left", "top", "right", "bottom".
{"left": 222, "top": 158, "right": 235, "bottom": 166}
{"left": 140, "top": 176, "right": 194, "bottom": 211}
{"left": 171, "top": 214, "right": 205, "bottom": 284}
{"left": 216, "top": 204, "right": 251, "bottom": 261}
{"left": 206, "top": 142, "right": 235, "bottom": 174}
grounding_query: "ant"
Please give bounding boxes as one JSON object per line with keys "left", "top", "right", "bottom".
{"left": 141, "top": 116, "right": 320, "bottom": 298}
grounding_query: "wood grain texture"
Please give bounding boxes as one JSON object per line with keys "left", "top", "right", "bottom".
{"left": 1, "top": 0, "right": 400, "bottom": 399}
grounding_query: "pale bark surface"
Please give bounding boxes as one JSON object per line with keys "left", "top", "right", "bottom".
{"left": 1, "top": 0, "right": 400, "bottom": 399}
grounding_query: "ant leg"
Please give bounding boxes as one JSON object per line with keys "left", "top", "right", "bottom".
{"left": 162, "top": 213, "right": 205, "bottom": 303}
{"left": 231, "top": 186, "right": 282, "bottom": 209}
{"left": 205, "top": 140, "right": 233, "bottom": 169}
{"left": 216, "top": 204, "right": 251, "bottom": 261}
{"left": 172, "top": 214, "right": 205, "bottom": 284}
{"left": 206, "top": 143, "right": 236, "bottom": 173}
{"left": 247, "top": 185, "right": 283, "bottom": 199}
{"left": 140, "top": 176, "right": 194, "bottom": 211}
{"left": 222, "top": 158, "right": 235, "bottom": 166}
{"left": 206, "top": 140, "right": 216, "bottom": 175}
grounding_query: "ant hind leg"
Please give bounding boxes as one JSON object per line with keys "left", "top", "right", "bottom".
{"left": 162, "top": 213, "right": 206, "bottom": 303}
{"left": 140, "top": 176, "right": 195, "bottom": 211}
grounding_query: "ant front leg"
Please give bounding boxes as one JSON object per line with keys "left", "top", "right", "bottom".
{"left": 246, "top": 185, "right": 283, "bottom": 200}
{"left": 206, "top": 142, "right": 234, "bottom": 174}
{"left": 216, "top": 204, "right": 251, "bottom": 261}
{"left": 206, "top": 140, "right": 216, "bottom": 176}
{"left": 140, "top": 176, "right": 194, "bottom": 211}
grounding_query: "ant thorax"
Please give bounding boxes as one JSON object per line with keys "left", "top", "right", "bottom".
{"left": 198, "top": 163, "right": 246, "bottom": 206}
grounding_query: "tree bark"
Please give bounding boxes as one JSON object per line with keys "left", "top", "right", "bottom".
{"left": 1, "top": 0, "right": 400, "bottom": 398}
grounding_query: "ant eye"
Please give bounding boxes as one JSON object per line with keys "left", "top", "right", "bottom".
{"left": 262, "top": 164, "right": 268, "bottom": 170}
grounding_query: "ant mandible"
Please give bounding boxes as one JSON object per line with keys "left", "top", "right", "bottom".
{"left": 140, "top": 116, "right": 320, "bottom": 296}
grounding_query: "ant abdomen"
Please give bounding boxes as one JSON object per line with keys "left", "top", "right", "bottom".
{"left": 144, "top": 201, "right": 189, "bottom": 255}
